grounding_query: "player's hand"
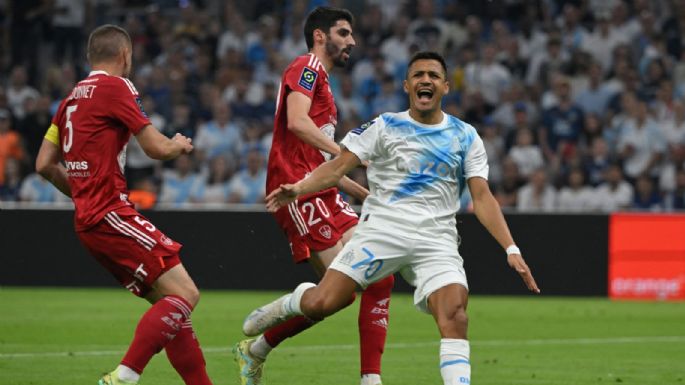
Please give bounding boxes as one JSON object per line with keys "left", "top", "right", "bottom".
{"left": 265, "top": 183, "right": 300, "bottom": 212}
{"left": 173, "top": 133, "right": 193, "bottom": 154}
{"left": 507, "top": 253, "right": 540, "bottom": 294}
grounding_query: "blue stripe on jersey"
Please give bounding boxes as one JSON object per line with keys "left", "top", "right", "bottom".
{"left": 387, "top": 114, "right": 476, "bottom": 203}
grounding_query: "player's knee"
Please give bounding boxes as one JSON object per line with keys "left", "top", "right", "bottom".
{"left": 180, "top": 285, "right": 201, "bottom": 308}
{"left": 303, "top": 291, "right": 338, "bottom": 320}
{"left": 436, "top": 305, "right": 468, "bottom": 333}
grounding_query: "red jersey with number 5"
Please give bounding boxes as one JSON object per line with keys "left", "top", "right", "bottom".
{"left": 267, "top": 53, "right": 339, "bottom": 194}
{"left": 51, "top": 70, "right": 150, "bottom": 231}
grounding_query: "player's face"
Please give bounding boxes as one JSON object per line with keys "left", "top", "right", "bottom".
{"left": 403, "top": 59, "right": 449, "bottom": 114}
{"left": 325, "top": 20, "right": 355, "bottom": 67}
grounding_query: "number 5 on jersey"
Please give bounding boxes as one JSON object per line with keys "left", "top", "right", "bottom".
{"left": 63, "top": 105, "right": 78, "bottom": 153}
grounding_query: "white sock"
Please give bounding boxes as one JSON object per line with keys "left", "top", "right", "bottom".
{"left": 283, "top": 282, "right": 316, "bottom": 315}
{"left": 361, "top": 373, "right": 382, "bottom": 385}
{"left": 249, "top": 335, "right": 273, "bottom": 359}
{"left": 439, "top": 338, "right": 470, "bottom": 385}
{"left": 116, "top": 364, "right": 140, "bottom": 382}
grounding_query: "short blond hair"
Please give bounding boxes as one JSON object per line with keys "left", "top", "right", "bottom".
{"left": 87, "top": 24, "right": 131, "bottom": 65}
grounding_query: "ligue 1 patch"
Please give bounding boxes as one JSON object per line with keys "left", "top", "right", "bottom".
{"left": 135, "top": 97, "right": 148, "bottom": 118}
{"left": 351, "top": 119, "right": 375, "bottom": 135}
{"left": 298, "top": 67, "right": 318, "bottom": 91}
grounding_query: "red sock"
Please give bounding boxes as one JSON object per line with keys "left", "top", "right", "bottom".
{"left": 358, "top": 275, "right": 394, "bottom": 375}
{"left": 121, "top": 295, "right": 193, "bottom": 374}
{"left": 165, "top": 319, "right": 213, "bottom": 385}
{"left": 264, "top": 292, "right": 358, "bottom": 347}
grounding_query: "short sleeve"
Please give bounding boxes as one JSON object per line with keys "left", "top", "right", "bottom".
{"left": 110, "top": 78, "right": 151, "bottom": 135}
{"left": 340, "top": 117, "right": 382, "bottom": 162}
{"left": 464, "top": 134, "right": 489, "bottom": 180}
{"left": 283, "top": 58, "right": 319, "bottom": 99}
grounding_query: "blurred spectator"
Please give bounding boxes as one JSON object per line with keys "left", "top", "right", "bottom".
{"left": 7, "top": 66, "right": 40, "bottom": 120}
{"left": 227, "top": 147, "right": 266, "bottom": 204}
{"left": 128, "top": 178, "right": 158, "bottom": 211}
{"left": 480, "top": 118, "right": 504, "bottom": 185}
{"left": 17, "top": 95, "right": 52, "bottom": 170}
{"left": 583, "top": 137, "right": 612, "bottom": 187}
{"left": 595, "top": 163, "right": 634, "bottom": 211}
{"left": 51, "top": 0, "right": 87, "bottom": 66}
{"left": 408, "top": 0, "right": 451, "bottom": 53}
{"left": 159, "top": 154, "right": 204, "bottom": 206}
{"left": 0, "top": 109, "right": 25, "bottom": 185}
{"left": 194, "top": 101, "right": 243, "bottom": 163}
{"left": 508, "top": 127, "right": 544, "bottom": 178}
{"left": 581, "top": 12, "right": 626, "bottom": 73}
{"left": 517, "top": 168, "right": 557, "bottom": 212}
{"left": 558, "top": 168, "right": 596, "bottom": 212}
{"left": 617, "top": 99, "right": 665, "bottom": 180}
{"left": 632, "top": 174, "right": 663, "bottom": 211}
{"left": 539, "top": 74, "right": 584, "bottom": 163}
{"left": 574, "top": 62, "right": 613, "bottom": 117}
{"left": 194, "top": 156, "right": 234, "bottom": 204}
{"left": 0, "top": 158, "right": 22, "bottom": 201}
{"left": 464, "top": 43, "right": 511, "bottom": 107}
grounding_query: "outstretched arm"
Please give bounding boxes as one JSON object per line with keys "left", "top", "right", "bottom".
{"left": 468, "top": 176, "right": 540, "bottom": 293}
{"left": 266, "top": 149, "right": 362, "bottom": 212}
{"left": 338, "top": 175, "right": 370, "bottom": 202}
{"left": 136, "top": 125, "right": 193, "bottom": 161}
{"left": 36, "top": 139, "right": 71, "bottom": 197}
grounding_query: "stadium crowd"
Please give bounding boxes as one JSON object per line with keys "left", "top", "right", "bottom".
{"left": 0, "top": 0, "right": 684, "bottom": 212}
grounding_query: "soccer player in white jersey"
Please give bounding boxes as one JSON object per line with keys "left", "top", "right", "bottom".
{"left": 244, "top": 51, "right": 540, "bottom": 384}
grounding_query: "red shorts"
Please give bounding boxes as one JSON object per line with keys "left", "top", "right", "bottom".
{"left": 274, "top": 189, "right": 358, "bottom": 263}
{"left": 77, "top": 207, "right": 182, "bottom": 297}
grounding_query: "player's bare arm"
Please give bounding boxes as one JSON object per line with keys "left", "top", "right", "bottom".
{"left": 266, "top": 149, "right": 361, "bottom": 212}
{"left": 468, "top": 176, "right": 540, "bottom": 293}
{"left": 136, "top": 124, "right": 193, "bottom": 160}
{"left": 337, "top": 176, "right": 370, "bottom": 202}
{"left": 287, "top": 91, "right": 341, "bottom": 156}
{"left": 36, "top": 139, "right": 72, "bottom": 197}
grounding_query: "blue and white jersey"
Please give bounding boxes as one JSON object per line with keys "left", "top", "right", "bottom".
{"left": 340, "top": 110, "right": 488, "bottom": 237}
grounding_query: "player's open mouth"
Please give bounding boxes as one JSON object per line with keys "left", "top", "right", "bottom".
{"left": 417, "top": 89, "right": 434, "bottom": 102}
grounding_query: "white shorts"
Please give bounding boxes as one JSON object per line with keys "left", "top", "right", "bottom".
{"left": 329, "top": 222, "right": 468, "bottom": 313}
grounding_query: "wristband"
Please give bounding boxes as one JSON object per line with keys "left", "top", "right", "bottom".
{"left": 506, "top": 245, "right": 521, "bottom": 256}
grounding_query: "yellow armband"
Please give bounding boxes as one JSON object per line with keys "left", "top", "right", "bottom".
{"left": 44, "top": 124, "right": 60, "bottom": 146}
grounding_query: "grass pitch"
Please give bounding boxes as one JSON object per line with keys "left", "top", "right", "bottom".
{"left": 0, "top": 287, "right": 683, "bottom": 385}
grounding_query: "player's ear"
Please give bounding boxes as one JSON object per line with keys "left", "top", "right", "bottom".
{"left": 403, "top": 79, "right": 408, "bottom": 94}
{"left": 313, "top": 28, "right": 326, "bottom": 45}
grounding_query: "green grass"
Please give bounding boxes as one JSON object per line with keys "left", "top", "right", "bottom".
{"left": 1, "top": 288, "right": 684, "bottom": 385}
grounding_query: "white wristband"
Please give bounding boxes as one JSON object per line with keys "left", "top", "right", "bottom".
{"left": 506, "top": 245, "right": 521, "bottom": 256}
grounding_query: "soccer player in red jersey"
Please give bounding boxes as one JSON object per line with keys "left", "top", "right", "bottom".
{"left": 36, "top": 25, "right": 213, "bottom": 385}
{"left": 234, "top": 7, "right": 394, "bottom": 385}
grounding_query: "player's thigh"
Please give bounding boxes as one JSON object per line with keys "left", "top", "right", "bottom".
{"left": 152, "top": 264, "right": 200, "bottom": 306}
{"left": 329, "top": 225, "right": 409, "bottom": 290}
{"left": 310, "top": 240, "right": 343, "bottom": 276}
{"left": 401, "top": 233, "right": 468, "bottom": 314}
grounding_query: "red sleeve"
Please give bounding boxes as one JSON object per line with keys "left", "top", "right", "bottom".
{"left": 109, "top": 78, "right": 151, "bottom": 135}
{"left": 283, "top": 58, "right": 319, "bottom": 100}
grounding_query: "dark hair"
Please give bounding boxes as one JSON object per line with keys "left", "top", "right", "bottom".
{"left": 87, "top": 24, "right": 131, "bottom": 64}
{"left": 406, "top": 51, "right": 448, "bottom": 78}
{"left": 304, "top": 6, "right": 354, "bottom": 50}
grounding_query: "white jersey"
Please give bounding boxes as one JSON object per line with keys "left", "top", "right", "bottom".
{"left": 341, "top": 110, "right": 488, "bottom": 238}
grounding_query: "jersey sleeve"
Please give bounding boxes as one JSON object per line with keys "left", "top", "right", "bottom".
{"left": 44, "top": 123, "right": 60, "bottom": 146}
{"left": 464, "top": 133, "right": 489, "bottom": 180}
{"left": 340, "top": 117, "right": 382, "bottom": 162}
{"left": 109, "top": 78, "right": 151, "bottom": 135}
{"left": 283, "top": 58, "right": 319, "bottom": 99}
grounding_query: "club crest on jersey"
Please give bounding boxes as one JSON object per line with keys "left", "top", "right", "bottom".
{"left": 319, "top": 224, "right": 332, "bottom": 239}
{"left": 298, "top": 67, "right": 318, "bottom": 91}
{"left": 160, "top": 234, "right": 174, "bottom": 246}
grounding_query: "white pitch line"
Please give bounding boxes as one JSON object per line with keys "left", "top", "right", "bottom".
{"left": 1, "top": 336, "right": 684, "bottom": 359}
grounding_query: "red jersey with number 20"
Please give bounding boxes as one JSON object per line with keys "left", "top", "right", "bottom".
{"left": 267, "top": 53, "right": 338, "bottom": 193}
{"left": 52, "top": 71, "right": 150, "bottom": 231}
